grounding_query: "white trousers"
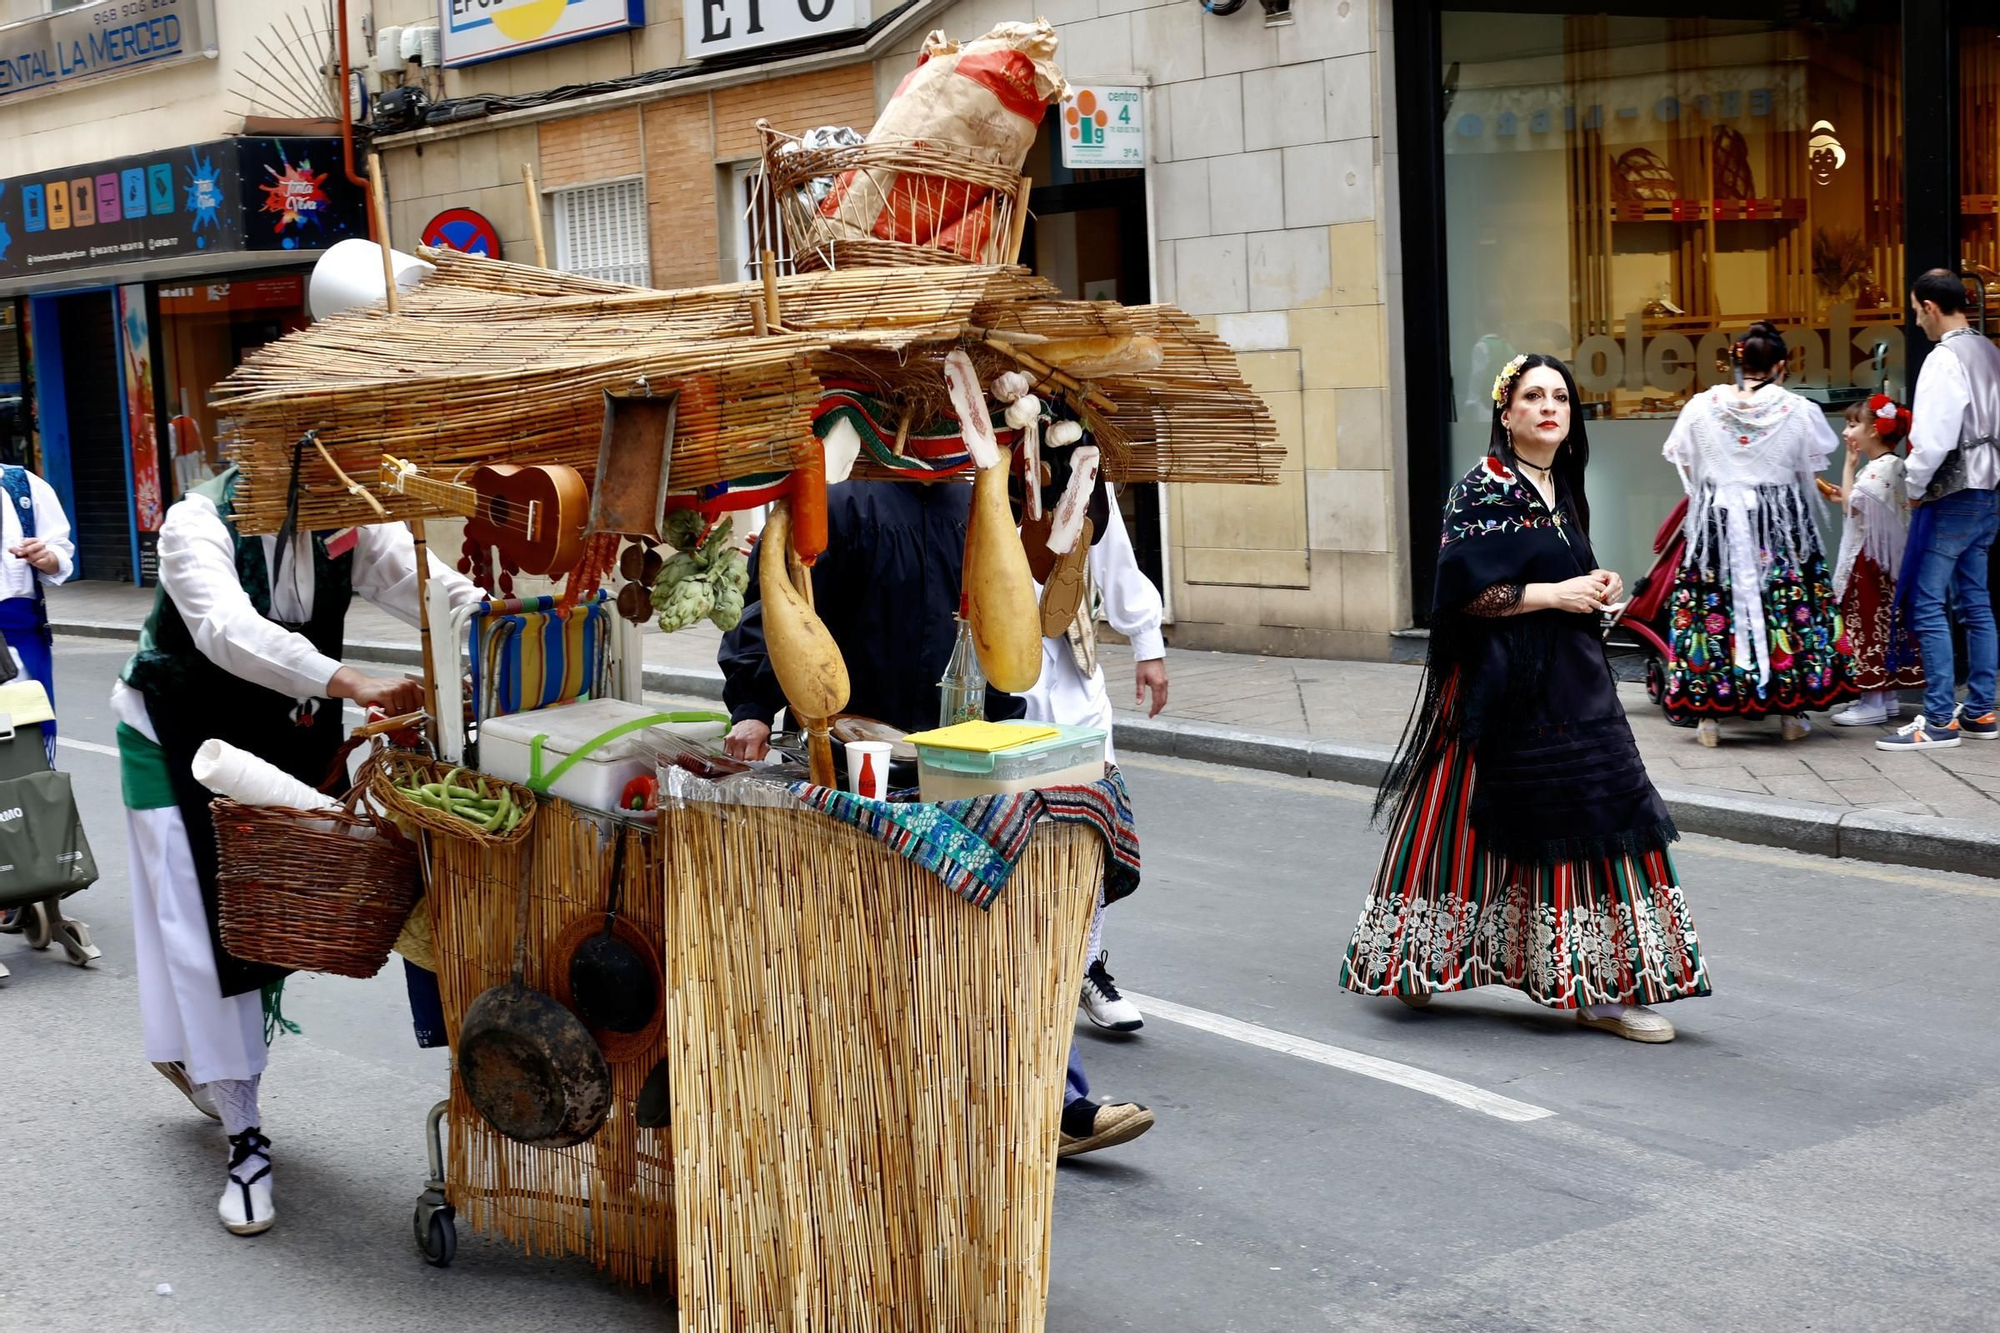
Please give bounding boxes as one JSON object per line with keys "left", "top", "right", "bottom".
{"left": 126, "top": 804, "right": 267, "bottom": 1085}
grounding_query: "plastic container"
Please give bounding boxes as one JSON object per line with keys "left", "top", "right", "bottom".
{"left": 913, "top": 721, "right": 1108, "bottom": 802}
{"left": 479, "top": 700, "right": 728, "bottom": 812}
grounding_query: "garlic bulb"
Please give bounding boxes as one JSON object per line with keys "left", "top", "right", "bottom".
{"left": 1046, "top": 419, "right": 1085, "bottom": 448}
{"left": 990, "top": 370, "right": 1034, "bottom": 403}
{"left": 1003, "top": 394, "right": 1042, "bottom": 430}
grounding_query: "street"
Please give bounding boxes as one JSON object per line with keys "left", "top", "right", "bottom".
{"left": 6, "top": 637, "right": 1999, "bottom": 1332}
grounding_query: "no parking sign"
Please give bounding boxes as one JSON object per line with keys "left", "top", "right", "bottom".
{"left": 421, "top": 208, "right": 502, "bottom": 258}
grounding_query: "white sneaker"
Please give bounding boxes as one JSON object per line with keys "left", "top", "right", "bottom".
{"left": 1080, "top": 953, "right": 1144, "bottom": 1032}
{"left": 1832, "top": 701, "right": 1891, "bottom": 727}
{"left": 219, "top": 1129, "right": 275, "bottom": 1236}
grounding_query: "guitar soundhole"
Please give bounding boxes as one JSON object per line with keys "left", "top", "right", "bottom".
{"left": 488, "top": 496, "right": 515, "bottom": 530}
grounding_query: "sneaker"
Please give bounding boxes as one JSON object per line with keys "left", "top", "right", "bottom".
{"left": 219, "top": 1128, "right": 275, "bottom": 1236}
{"left": 1832, "top": 700, "right": 1893, "bottom": 727}
{"left": 1577, "top": 1004, "right": 1676, "bottom": 1044}
{"left": 1951, "top": 705, "right": 1999, "bottom": 741}
{"left": 1695, "top": 720, "right": 1720, "bottom": 748}
{"left": 1780, "top": 715, "right": 1813, "bottom": 743}
{"left": 1080, "top": 953, "right": 1143, "bottom": 1032}
{"left": 153, "top": 1060, "right": 222, "bottom": 1121}
{"left": 1876, "top": 715, "right": 1961, "bottom": 752}
{"left": 1058, "top": 1101, "right": 1155, "bottom": 1158}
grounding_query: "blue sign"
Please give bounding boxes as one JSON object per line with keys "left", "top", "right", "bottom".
{"left": 0, "top": 0, "right": 211, "bottom": 103}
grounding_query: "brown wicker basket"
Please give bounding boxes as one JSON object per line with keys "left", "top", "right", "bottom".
{"left": 366, "top": 748, "right": 538, "bottom": 850}
{"left": 215, "top": 777, "right": 421, "bottom": 979}
{"left": 760, "top": 125, "right": 1030, "bottom": 273}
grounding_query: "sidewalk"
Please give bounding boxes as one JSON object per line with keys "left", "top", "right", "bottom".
{"left": 50, "top": 580, "right": 2000, "bottom": 876}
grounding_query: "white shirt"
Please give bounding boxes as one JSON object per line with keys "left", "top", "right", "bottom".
{"left": 112, "top": 494, "right": 484, "bottom": 738}
{"left": 1022, "top": 486, "right": 1165, "bottom": 747}
{"left": 0, "top": 469, "right": 74, "bottom": 599}
{"left": 1907, "top": 339, "right": 2000, "bottom": 498}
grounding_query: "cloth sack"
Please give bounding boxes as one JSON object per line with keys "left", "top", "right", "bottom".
{"left": 0, "top": 769, "right": 98, "bottom": 908}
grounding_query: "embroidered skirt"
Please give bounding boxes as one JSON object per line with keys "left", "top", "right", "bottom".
{"left": 1662, "top": 543, "right": 1856, "bottom": 721}
{"left": 1838, "top": 555, "right": 1924, "bottom": 694}
{"left": 1340, "top": 738, "right": 1710, "bottom": 1009}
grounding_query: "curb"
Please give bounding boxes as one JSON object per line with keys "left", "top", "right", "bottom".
{"left": 58, "top": 620, "right": 2000, "bottom": 879}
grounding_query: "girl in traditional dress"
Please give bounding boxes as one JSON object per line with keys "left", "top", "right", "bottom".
{"left": 1660, "top": 322, "right": 1856, "bottom": 745}
{"left": 1340, "top": 354, "right": 1710, "bottom": 1044}
{"left": 1829, "top": 395, "right": 1923, "bottom": 727}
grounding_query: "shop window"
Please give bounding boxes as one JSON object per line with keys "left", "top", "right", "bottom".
{"left": 554, "top": 180, "right": 651, "bottom": 288}
{"left": 1441, "top": 11, "right": 1901, "bottom": 587}
{"left": 157, "top": 276, "right": 310, "bottom": 500}
{"left": 726, "top": 161, "right": 792, "bottom": 283}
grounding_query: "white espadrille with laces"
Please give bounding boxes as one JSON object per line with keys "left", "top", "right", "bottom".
{"left": 1578, "top": 1004, "right": 1676, "bottom": 1043}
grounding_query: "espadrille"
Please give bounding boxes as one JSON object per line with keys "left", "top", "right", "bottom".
{"left": 1058, "top": 1102, "right": 1155, "bottom": 1158}
{"left": 1577, "top": 1005, "right": 1675, "bottom": 1044}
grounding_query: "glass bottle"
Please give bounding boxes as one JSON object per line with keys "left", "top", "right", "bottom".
{"left": 938, "top": 591, "right": 986, "bottom": 728}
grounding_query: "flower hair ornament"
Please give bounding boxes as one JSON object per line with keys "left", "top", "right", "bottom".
{"left": 1867, "top": 393, "right": 1911, "bottom": 444}
{"left": 1490, "top": 353, "right": 1531, "bottom": 408}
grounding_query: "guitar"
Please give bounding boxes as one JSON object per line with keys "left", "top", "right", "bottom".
{"left": 379, "top": 455, "right": 590, "bottom": 577}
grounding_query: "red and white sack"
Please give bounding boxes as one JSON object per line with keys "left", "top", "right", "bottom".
{"left": 819, "top": 21, "right": 1065, "bottom": 258}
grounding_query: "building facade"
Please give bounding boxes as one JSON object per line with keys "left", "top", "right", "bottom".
{"left": 0, "top": 0, "right": 371, "bottom": 583}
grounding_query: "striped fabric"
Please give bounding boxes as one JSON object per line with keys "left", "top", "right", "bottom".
{"left": 468, "top": 594, "right": 611, "bottom": 722}
{"left": 1341, "top": 736, "right": 1710, "bottom": 1010}
{"left": 789, "top": 769, "right": 1140, "bottom": 910}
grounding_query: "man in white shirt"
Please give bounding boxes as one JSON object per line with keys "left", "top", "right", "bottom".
{"left": 1021, "top": 485, "right": 1167, "bottom": 1036}
{"left": 1878, "top": 269, "right": 2000, "bottom": 752}
{"left": 0, "top": 465, "right": 75, "bottom": 763}
{"left": 115, "top": 466, "right": 482, "bottom": 1234}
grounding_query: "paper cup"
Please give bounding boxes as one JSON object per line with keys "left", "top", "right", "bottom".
{"left": 844, "top": 741, "right": 894, "bottom": 800}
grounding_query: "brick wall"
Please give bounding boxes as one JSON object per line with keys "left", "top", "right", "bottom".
{"left": 711, "top": 65, "right": 878, "bottom": 161}
{"left": 537, "top": 109, "right": 645, "bottom": 188}
{"left": 641, "top": 95, "right": 720, "bottom": 289}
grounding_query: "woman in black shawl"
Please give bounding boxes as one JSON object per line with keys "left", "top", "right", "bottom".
{"left": 1339, "top": 354, "right": 1710, "bottom": 1042}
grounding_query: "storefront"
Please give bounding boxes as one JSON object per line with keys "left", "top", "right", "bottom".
{"left": 1394, "top": 1, "right": 1989, "bottom": 613}
{"left": 0, "top": 136, "right": 364, "bottom": 583}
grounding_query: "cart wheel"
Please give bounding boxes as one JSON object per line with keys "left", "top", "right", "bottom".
{"left": 1645, "top": 656, "right": 1667, "bottom": 705}
{"left": 419, "top": 1210, "right": 457, "bottom": 1267}
{"left": 22, "top": 901, "right": 52, "bottom": 951}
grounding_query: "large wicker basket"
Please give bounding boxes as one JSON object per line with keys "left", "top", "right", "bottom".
{"left": 760, "top": 125, "right": 1030, "bottom": 273}
{"left": 214, "top": 780, "right": 421, "bottom": 980}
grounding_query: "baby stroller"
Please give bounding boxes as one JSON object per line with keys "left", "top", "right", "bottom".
{"left": 1609, "top": 494, "right": 1688, "bottom": 712}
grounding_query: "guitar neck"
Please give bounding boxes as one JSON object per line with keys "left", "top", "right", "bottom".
{"left": 394, "top": 470, "right": 479, "bottom": 519}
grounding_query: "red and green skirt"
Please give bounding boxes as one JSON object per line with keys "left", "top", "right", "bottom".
{"left": 1341, "top": 738, "right": 1710, "bottom": 1009}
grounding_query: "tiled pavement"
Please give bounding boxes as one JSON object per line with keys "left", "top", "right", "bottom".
{"left": 49, "top": 580, "right": 2000, "bottom": 824}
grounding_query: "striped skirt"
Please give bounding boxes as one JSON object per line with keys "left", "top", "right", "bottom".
{"left": 1340, "top": 737, "right": 1710, "bottom": 1010}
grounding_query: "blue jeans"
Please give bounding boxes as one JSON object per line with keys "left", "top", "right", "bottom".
{"left": 1909, "top": 488, "right": 2000, "bottom": 722}
{"left": 1066, "top": 1040, "right": 1089, "bottom": 1110}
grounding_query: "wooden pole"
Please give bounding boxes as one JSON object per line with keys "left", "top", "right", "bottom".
{"left": 368, "top": 152, "right": 398, "bottom": 315}
{"left": 1007, "top": 175, "right": 1032, "bottom": 265}
{"left": 523, "top": 163, "right": 549, "bottom": 268}
{"left": 367, "top": 160, "right": 440, "bottom": 745}
{"left": 760, "top": 248, "right": 782, "bottom": 329}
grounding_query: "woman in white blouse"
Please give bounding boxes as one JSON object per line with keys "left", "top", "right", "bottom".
{"left": 0, "top": 465, "right": 76, "bottom": 764}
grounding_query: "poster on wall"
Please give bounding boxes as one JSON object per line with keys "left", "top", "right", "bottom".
{"left": 117, "top": 284, "right": 163, "bottom": 533}
{"left": 441, "top": 0, "right": 645, "bottom": 68}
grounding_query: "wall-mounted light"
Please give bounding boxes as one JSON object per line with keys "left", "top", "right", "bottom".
{"left": 1808, "top": 120, "right": 1846, "bottom": 186}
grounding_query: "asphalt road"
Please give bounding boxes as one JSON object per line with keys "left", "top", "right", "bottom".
{"left": 5, "top": 638, "right": 1998, "bottom": 1332}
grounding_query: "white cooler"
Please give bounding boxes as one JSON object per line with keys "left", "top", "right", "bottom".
{"left": 478, "top": 699, "right": 728, "bottom": 812}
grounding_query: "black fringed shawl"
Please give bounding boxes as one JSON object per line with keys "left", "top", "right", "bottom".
{"left": 1377, "top": 455, "right": 1677, "bottom": 865}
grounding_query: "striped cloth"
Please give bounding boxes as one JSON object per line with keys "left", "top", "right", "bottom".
{"left": 788, "top": 768, "right": 1140, "bottom": 909}
{"left": 468, "top": 594, "right": 611, "bottom": 720}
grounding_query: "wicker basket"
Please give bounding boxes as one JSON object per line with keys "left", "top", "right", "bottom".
{"left": 214, "top": 778, "right": 421, "bottom": 980}
{"left": 761, "top": 126, "right": 1030, "bottom": 273}
{"left": 367, "top": 749, "right": 538, "bottom": 850}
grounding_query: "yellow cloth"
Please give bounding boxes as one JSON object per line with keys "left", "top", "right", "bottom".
{"left": 0, "top": 680, "right": 54, "bottom": 726}
{"left": 902, "top": 720, "right": 1060, "bottom": 753}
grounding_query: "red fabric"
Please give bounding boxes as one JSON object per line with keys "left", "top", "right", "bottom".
{"left": 1839, "top": 555, "right": 1925, "bottom": 692}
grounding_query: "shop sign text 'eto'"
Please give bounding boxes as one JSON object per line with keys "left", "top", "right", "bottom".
{"left": 685, "top": 0, "right": 860, "bottom": 61}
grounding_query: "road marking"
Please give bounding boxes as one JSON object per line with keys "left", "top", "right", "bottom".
{"left": 1123, "top": 991, "right": 1556, "bottom": 1124}
{"left": 57, "top": 737, "right": 118, "bottom": 758}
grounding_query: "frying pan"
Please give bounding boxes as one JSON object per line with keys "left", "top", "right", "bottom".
{"left": 456, "top": 867, "right": 612, "bottom": 1149}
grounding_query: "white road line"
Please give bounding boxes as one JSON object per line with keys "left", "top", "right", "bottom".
{"left": 1123, "top": 991, "right": 1556, "bottom": 1124}
{"left": 57, "top": 737, "right": 118, "bottom": 758}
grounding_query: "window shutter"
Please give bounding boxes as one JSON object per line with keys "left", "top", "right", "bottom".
{"left": 553, "top": 180, "right": 651, "bottom": 287}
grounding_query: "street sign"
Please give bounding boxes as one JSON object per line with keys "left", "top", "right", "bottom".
{"left": 422, "top": 207, "right": 503, "bottom": 257}
{"left": 1060, "top": 86, "right": 1143, "bottom": 169}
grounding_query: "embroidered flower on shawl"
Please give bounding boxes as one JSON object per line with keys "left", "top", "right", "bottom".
{"left": 1480, "top": 454, "right": 1515, "bottom": 484}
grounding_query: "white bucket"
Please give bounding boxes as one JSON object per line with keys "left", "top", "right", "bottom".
{"left": 308, "top": 239, "right": 436, "bottom": 320}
